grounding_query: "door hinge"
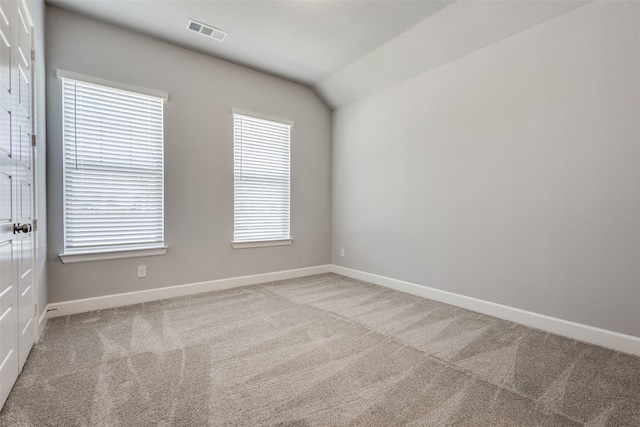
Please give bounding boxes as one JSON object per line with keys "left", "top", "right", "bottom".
{"left": 31, "top": 134, "right": 36, "bottom": 146}
{"left": 32, "top": 219, "right": 37, "bottom": 231}
{"left": 31, "top": 49, "right": 35, "bottom": 62}
{"left": 34, "top": 303, "right": 38, "bottom": 317}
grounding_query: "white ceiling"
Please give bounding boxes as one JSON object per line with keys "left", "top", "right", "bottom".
{"left": 47, "top": 0, "right": 453, "bottom": 86}
{"left": 46, "top": 0, "right": 590, "bottom": 109}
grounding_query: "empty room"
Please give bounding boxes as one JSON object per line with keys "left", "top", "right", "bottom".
{"left": 1, "top": 0, "right": 639, "bottom": 425}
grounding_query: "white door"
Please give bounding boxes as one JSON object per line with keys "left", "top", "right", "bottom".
{"left": 0, "top": 0, "right": 34, "bottom": 408}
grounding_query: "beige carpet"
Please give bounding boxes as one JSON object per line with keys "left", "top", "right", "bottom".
{"left": 1, "top": 273, "right": 639, "bottom": 426}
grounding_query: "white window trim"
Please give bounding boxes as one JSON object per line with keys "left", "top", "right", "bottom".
{"left": 231, "top": 239, "right": 293, "bottom": 249}
{"left": 59, "top": 246, "right": 169, "bottom": 264}
{"left": 56, "top": 69, "right": 169, "bottom": 100}
{"left": 59, "top": 72, "right": 167, "bottom": 260}
{"left": 231, "top": 108, "right": 294, "bottom": 127}
{"left": 232, "top": 110, "right": 293, "bottom": 247}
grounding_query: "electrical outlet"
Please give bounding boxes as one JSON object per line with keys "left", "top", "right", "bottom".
{"left": 340, "top": 248, "right": 345, "bottom": 257}
{"left": 137, "top": 265, "right": 147, "bottom": 278}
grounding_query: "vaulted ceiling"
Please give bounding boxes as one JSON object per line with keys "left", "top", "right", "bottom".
{"left": 47, "top": 1, "right": 590, "bottom": 109}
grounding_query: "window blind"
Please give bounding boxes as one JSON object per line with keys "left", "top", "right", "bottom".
{"left": 62, "top": 78, "right": 165, "bottom": 253}
{"left": 233, "top": 113, "right": 291, "bottom": 243}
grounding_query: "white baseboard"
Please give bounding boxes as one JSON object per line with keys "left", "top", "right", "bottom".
{"left": 330, "top": 265, "right": 640, "bottom": 357}
{"left": 36, "top": 308, "right": 48, "bottom": 342}
{"left": 36, "top": 257, "right": 48, "bottom": 341}
{"left": 47, "top": 265, "right": 332, "bottom": 318}
{"left": 44, "top": 263, "right": 640, "bottom": 356}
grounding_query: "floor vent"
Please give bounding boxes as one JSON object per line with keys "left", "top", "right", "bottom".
{"left": 186, "top": 19, "right": 227, "bottom": 42}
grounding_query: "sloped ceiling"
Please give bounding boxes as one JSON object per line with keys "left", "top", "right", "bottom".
{"left": 315, "top": 1, "right": 591, "bottom": 109}
{"left": 47, "top": 0, "right": 590, "bottom": 110}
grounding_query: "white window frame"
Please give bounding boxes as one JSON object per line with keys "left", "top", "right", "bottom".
{"left": 232, "top": 109, "right": 294, "bottom": 249}
{"left": 57, "top": 70, "right": 169, "bottom": 264}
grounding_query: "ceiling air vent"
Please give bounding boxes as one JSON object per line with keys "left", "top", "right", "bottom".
{"left": 186, "top": 19, "right": 227, "bottom": 42}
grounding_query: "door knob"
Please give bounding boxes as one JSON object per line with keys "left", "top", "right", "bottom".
{"left": 13, "top": 223, "right": 31, "bottom": 234}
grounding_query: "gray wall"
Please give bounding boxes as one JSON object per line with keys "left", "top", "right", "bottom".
{"left": 46, "top": 7, "right": 331, "bottom": 303}
{"left": 332, "top": 2, "right": 640, "bottom": 337}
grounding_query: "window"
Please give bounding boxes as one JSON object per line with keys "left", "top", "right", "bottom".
{"left": 233, "top": 110, "right": 293, "bottom": 247}
{"left": 59, "top": 71, "right": 167, "bottom": 261}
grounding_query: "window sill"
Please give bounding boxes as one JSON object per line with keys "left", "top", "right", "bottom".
{"left": 59, "top": 246, "right": 169, "bottom": 264}
{"left": 232, "top": 239, "right": 293, "bottom": 249}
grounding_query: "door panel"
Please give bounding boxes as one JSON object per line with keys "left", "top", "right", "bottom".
{"left": 16, "top": 6, "right": 27, "bottom": 68}
{"left": 0, "top": 38, "right": 15, "bottom": 409}
{"left": 17, "top": 233, "right": 31, "bottom": 368}
{"left": 0, "top": 121, "right": 17, "bottom": 412}
{"left": 0, "top": 0, "right": 34, "bottom": 409}
{"left": 0, "top": 1, "right": 10, "bottom": 99}
{"left": 16, "top": 5, "right": 28, "bottom": 121}
{"left": 0, "top": 173, "right": 9, "bottom": 220}
{"left": 0, "top": 106, "right": 9, "bottom": 156}
{"left": 16, "top": 176, "right": 31, "bottom": 369}
{"left": 14, "top": 0, "right": 32, "bottom": 373}
{"left": 17, "top": 64, "right": 28, "bottom": 119}
{"left": 0, "top": 240, "right": 17, "bottom": 408}
{"left": 17, "top": 122, "right": 28, "bottom": 168}
{"left": 19, "top": 179, "right": 29, "bottom": 219}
